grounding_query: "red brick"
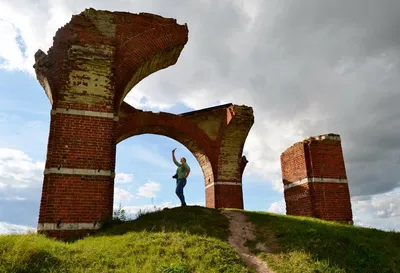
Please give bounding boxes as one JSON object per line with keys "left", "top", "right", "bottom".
{"left": 207, "top": 184, "right": 243, "bottom": 209}
{"left": 281, "top": 134, "right": 353, "bottom": 224}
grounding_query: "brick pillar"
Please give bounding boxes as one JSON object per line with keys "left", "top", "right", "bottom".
{"left": 33, "top": 9, "right": 189, "bottom": 239}
{"left": 281, "top": 133, "right": 353, "bottom": 224}
{"left": 37, "top": 45, "right": 117, "bottom": 238}
{"left": 207, "top": 105, "right": 254, "bottom": 209}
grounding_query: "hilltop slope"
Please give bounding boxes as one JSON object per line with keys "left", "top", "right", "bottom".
{"left": 0, "top": 206, "right": 399, "bottom": 273}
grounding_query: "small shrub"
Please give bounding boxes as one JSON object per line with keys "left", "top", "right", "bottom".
{"left": 113, "top": 203, "right": 127, "bottom": 221}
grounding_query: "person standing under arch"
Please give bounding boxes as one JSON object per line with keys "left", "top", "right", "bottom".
{"left": 172, "top": 148, "right": 190, "bottom": 206}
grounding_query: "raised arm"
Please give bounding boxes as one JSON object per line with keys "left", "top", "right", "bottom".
{"left": 172, "top": 148, "right": 180, "bottom": 167}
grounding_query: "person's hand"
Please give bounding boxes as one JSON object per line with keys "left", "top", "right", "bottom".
{"left": 172, "top": 148, "right": 177, "bottom": 153}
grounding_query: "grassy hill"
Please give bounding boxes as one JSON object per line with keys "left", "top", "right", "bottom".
{"left": 0, "top": 206, "right": 399, "bottom": 273}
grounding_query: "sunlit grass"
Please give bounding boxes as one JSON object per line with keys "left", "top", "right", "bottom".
{"left": 0, "top": 206, "right": 250, "bottom": 273}
{"left": 0, "top": 206, "right": 399, "bottom": 273}
{"left": 245, "top": 211, "right": 400, "bottom": 273}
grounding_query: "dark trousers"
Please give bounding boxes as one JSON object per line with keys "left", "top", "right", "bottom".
{"left": 175, "top": 178, "right": 187, "bottom": 206}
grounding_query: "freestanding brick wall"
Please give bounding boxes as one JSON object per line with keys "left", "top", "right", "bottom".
{"left": 280, "top": 133, "right": 353, "bottom": 224}
{"left": 34, "top": 9, "right": 254, "bottom": 239}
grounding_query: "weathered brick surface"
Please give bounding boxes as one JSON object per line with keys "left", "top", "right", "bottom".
{"left": 216, "top": 105, "right": 254, "bottom": 182}
{"left": 306, "top": 139, "right": 347, "bottom": 179}
{"left": 34, "top": 8, "right": 188, "bottom": 113}
{"left": 180, "top": 105, "right": 231, "bottom": 141}
{"left": 281, "top": 134, "right": 353, "bottom": 223}
{"left": 281, "top": 142, "right": 308, "bottom": 185}
{"left": 214, "top": 184, "right": 243, "bottom": 209}
{"left": 206, "top": 184, "right": 243, "bottom": 209}
{"left": 206, "top": 186, "right": 216, "bottom": 208}
{"left": 284, "top": 184, "right": 313, "bottom": 216}
{"left": 310, "top": 183, "right": 352, "bottom": 222}
{"left": 39, "top": 174, "right": 114, "bottom": 223}
{"left": 45, "top": 114, "right": 116, "bottom": 170}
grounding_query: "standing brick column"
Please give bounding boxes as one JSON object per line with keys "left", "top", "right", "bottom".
{"left": 34, "top": 9, "right": 189, "bottom": 239}
{"left": 37, "top": 44, "right": 117, "bottom": 238}
{"left": 280, "top": 133, "right": 353, "bottom": 224}
{"left": 208, "top": 105, "right": 254, "bottom": 209}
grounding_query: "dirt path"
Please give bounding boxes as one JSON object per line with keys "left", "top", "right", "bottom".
{"left": 221, "top": 210, "right": 275, "bottom": 273}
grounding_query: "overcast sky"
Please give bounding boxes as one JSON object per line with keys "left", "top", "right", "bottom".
{"left": 0, "top": 0, "right": 399, "bottom": 233}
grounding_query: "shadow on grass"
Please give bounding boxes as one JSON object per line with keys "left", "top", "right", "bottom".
{"left": 96, "top": 206, "right": 229, "bottom": 241}
{"left": 245, "top": 211, "right": 400, "bottom": 273}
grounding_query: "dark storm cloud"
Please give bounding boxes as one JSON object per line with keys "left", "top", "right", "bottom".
{"left": 130, "top": 0, "right": 400, "bottom": 197}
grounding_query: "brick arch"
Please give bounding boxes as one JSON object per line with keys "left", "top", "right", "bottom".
{"left": 117, "top": 110, "right": 215, "bottom": 186}
{"left": 113, "top": 13, "right": 188, "bottom": 113}
{"left": 33, "top": 9, "right": 256, "bottom": 240}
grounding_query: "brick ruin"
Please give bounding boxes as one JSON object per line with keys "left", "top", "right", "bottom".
{"left": 281, "top": 134, "right": 353, "bottom": 224}
{"left": 33, "top": 9, "right": 352, "bottom": 238}
{"left": 33, "top": 9, "right": 254, "bottom": 238}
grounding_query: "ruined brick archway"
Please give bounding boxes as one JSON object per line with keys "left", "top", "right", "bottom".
{"left": 32, "top": 8, "right": 352, "bottom": 240}
{"left": 117, "top": 102, "right": 254, "bottom": 209}
{"left": 117, "top": 102, "right": 216, "bottom": 188}
{"left": 33, "top": 9, "right": 254, "bottom": 238}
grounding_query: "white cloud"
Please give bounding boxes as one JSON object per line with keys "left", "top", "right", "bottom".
{"left": 352, "top": 188, "right": 400, "bottom": 231}
{"left": 115, "top": 173, "right": 134, "bottom": 184}
{"left": 0, "top": 0, "right": 76, "bottom": 73}
{"left": 1, "top": 196, "right": 26, "bottom": 201}
{"left": 267, "top": 199, "right": 286, "bottom": 215}
{"left": 0, "top": 148, "right": 44, "bottom": 189}
{"left": 0, "top": 148, "right": 43, "bottom": 227}
{"left": 0, "top": 20, "right": 26, "bottom": 70}
{"left": 137, "top": 181, "right": 161, "bottom": 198}
{"left": 0, "top": 221, "right": 35, "bottom": 235}
{"left": 124, "top": 88, "right": 172, "bottom": 111}
{"left": 113, "top": 187, "right": 135, "bottom": 205}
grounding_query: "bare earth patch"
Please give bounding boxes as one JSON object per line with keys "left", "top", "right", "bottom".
{"left": 221, "top": 210, "right": 275, "bottom": 273}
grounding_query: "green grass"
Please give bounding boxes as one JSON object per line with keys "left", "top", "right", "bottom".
{"left": 0, "top": 206, "right": 251, "bottom": 273}
{"left": 101, "top": 206, "right": 229, "bottom": 241}
{"left": 244, "top": 210, "right": 400, "bottom": 273}
{"left": 0, "top": 206, "right": 399, "bottom": 273}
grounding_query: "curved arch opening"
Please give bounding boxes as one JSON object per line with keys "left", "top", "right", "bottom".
{"left": 114, "top": 134, "right": 213, "bottom": 217}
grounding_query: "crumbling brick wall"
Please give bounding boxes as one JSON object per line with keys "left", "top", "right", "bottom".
{"left": 281, "top": 134, "right": 353, "bottom": 224}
